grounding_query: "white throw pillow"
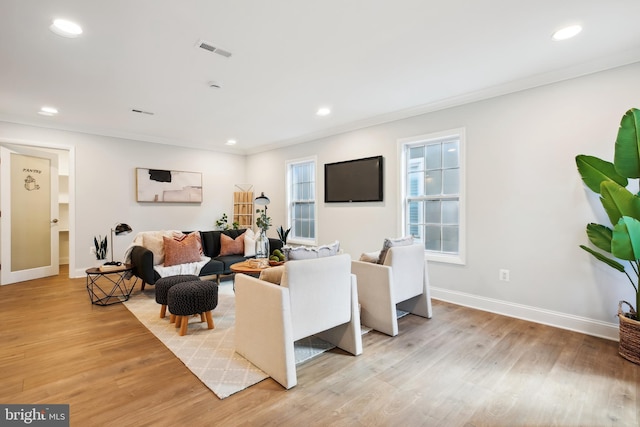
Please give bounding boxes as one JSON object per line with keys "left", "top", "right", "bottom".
{"left": 244, "top": 229, "right": 256, "bottom": 257}
{"left": 284, "top": 241, "right": 340, "bottom": 260}
{"left": 359, "top": 251, "right": 380, "bottom": 263}
{"left": 142, "top": 230, "right": 177, "bottom": 265}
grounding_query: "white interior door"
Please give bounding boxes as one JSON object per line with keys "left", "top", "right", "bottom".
{"left": 1, "top": 144, "right": 59, "bottom": 285}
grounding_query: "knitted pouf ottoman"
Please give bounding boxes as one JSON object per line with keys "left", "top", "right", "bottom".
{"left": 155, "top": 275, "right": 200, "bottom": 318}
{"left": 167, "top": 280, "right": 219, "bottom": 336}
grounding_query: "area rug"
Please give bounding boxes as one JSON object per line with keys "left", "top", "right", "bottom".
{"left": 123, "top": 281, "right": 336, "bottom": 399}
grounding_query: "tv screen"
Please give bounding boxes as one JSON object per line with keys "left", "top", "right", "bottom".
{"left": 324, "top": 156, "right": 383, "bottom": 203}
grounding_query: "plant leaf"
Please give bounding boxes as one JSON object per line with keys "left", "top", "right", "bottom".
{"left": 579, "top": 245, "right": 626, "bottom": 272}
{"left": 585, "top": 223, "right": 613, "bottom": 253}
{"left": 612, "top": 216, "right": 640, "bottom": 260}
{"left": 576, "top": 154, "right": 627, "bottom": 194}
{"left": 614, "top": 108, "right": 640, "bottom": 178}
{"left": 599, "top": 181, "right": 640, "bottom": 227}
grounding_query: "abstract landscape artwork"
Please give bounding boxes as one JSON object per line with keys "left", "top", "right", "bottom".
{"left": 136, "top": 168, "right": 202, "bottom": 203}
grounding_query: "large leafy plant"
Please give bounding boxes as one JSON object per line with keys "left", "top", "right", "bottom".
{"left": 576, "top": 108, "right": 640, "bottom": 319}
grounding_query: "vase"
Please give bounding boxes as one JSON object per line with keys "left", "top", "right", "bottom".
{"left": 255, "top": 229, "right": 270, "bottom": 259}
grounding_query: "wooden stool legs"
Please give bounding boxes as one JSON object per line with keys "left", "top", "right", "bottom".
{"left": 205, "top": 311, "right": 214, "bottom": 330}
{"left": 179, "top": 316, "right": 189, "bottom": 336}
{"left": 169, "top": 311, "right": 215, "bottom": 336}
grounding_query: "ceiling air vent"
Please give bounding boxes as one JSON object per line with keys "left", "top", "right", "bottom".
{"left": 196, "top": 40, "right": 232, "bottom": 58}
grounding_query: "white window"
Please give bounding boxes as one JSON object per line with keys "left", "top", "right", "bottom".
{"left": 286, "top": 157, "right": 317, "bottom": 244}
{"left": 399, "top": 128, "right": 465, "bottom": 264}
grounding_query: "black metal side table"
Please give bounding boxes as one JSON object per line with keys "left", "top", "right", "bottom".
{"left": 85, "top": 264, "right": 137, "bottom": 306}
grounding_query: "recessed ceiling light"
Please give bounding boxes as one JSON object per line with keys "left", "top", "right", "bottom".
{"left": 38, "top": 106, "right": 58, "bottom": 116}
{"left": 552, "top": 25, "right": 582, "bottom": 41}
{"left": 226, "top": 139, "right": 237, "bottom": 146}
{"left": 50, "top": 19, "right": 83, "bottom": 38}
{"left": 316, "top": 107, "right": 331, "bottom": 116}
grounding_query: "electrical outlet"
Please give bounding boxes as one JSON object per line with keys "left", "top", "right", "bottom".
{"left": 499, "top": 269, "right": 510, "bottom": 282}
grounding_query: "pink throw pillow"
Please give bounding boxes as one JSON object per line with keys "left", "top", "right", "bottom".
{"left": 172, "top": 231, "right": 203, "bottom": 255}
{"left": 163, "top": 233, "right": 201, "bottom": 266}
{"left": 220, "top": 233, "right": 244, "bottom": 256}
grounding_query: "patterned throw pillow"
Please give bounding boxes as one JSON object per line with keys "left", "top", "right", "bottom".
{"left": 163, "top": 233, "right": 202, "bottom": 266}
{"left": 219, "top": 233, "right": 244, "bottom": 256}
{"left": 377, "top": 236, "right": 414, "bottom": 264}
{"left": 284, "top": 241, "right": 340, "bottom": 260}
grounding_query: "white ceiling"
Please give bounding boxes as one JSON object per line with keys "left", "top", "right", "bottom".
{"left": 1, "top": 1, "right": 639, "bottom": 154}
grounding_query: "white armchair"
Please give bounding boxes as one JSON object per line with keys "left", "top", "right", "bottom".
{"left": 234, "top": 253, "right": 362, "bottom": 389}
{"left": 351, "top": 244, "right": 432, "bottom": 336}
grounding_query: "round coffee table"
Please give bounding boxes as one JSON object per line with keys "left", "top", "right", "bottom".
{"left": 230, "top": 259, "right": 271, "bottom": 275}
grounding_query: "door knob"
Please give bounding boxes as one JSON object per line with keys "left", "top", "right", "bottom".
{"left": 51, "top": 218, "right": 59, "bottom": 224}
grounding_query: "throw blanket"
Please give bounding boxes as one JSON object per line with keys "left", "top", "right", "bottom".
{"left": 153, "top": 256, "right": 211, "bottom": 278}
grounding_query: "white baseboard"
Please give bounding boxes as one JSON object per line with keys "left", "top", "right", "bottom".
{"left": 431, "top": 287, "right": 619, "bottom": 341}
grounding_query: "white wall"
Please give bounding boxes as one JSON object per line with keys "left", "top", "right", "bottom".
{"left": 0, "top": 122, "right": 246, "bottom": 277}
{"left": 2, "top": 62, "right": 638, "bottom": 339}
{"left": 246, "top": 62, "right": 640, "bottom": 339}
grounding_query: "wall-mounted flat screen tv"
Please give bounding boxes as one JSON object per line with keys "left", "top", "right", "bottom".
{"left": 324, "top": 155, "right": 383, "bottom": 203}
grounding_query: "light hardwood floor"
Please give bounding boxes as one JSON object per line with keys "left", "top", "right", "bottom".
{"left": 1, "top": 267, "right": 638, "bottom": 426}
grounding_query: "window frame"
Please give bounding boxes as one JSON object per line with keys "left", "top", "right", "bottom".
{"left": 285, "top": 156, "right": 317, "bottom": 246}
{"left": 398, "top": 128, "right": 466, "bottom": 265}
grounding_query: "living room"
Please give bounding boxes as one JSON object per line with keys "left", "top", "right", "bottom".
{"left": 3, "top": 61, "right": 639, "bottom": 339}
{"left": 1, "top": 1, "right": 640, "bottom": 425}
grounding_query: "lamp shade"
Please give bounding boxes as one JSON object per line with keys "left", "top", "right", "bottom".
{"left": 255, "top": 192, "right": 270, "bottom": 206}
{"left": 114, "top": 223, "right": 132, "bottom": 235}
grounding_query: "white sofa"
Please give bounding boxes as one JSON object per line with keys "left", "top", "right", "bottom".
{"left": 234, "top": 253, "right": 362, "bottom": 389}
{"left": 351, "top": 244, "right": 432, "bottom": 336}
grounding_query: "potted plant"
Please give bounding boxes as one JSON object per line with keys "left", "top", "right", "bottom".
{"left": 576, "top": 107, "right": 640, "bottom": 364}
{"left": 215, "top": 213, "right": 229, "bottom": 230}
{"left": 93, "top": 235, "right": 108, "bottom": 262}
{"left": 215, "top": 213, "right": 240, "bottom": 230}
{"left": 277, "top": 225, "right": 291, "bottom": 245}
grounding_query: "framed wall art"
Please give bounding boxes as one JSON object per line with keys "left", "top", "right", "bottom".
{"left": 136, "top": 168, "right": 203, "bottom": 203}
